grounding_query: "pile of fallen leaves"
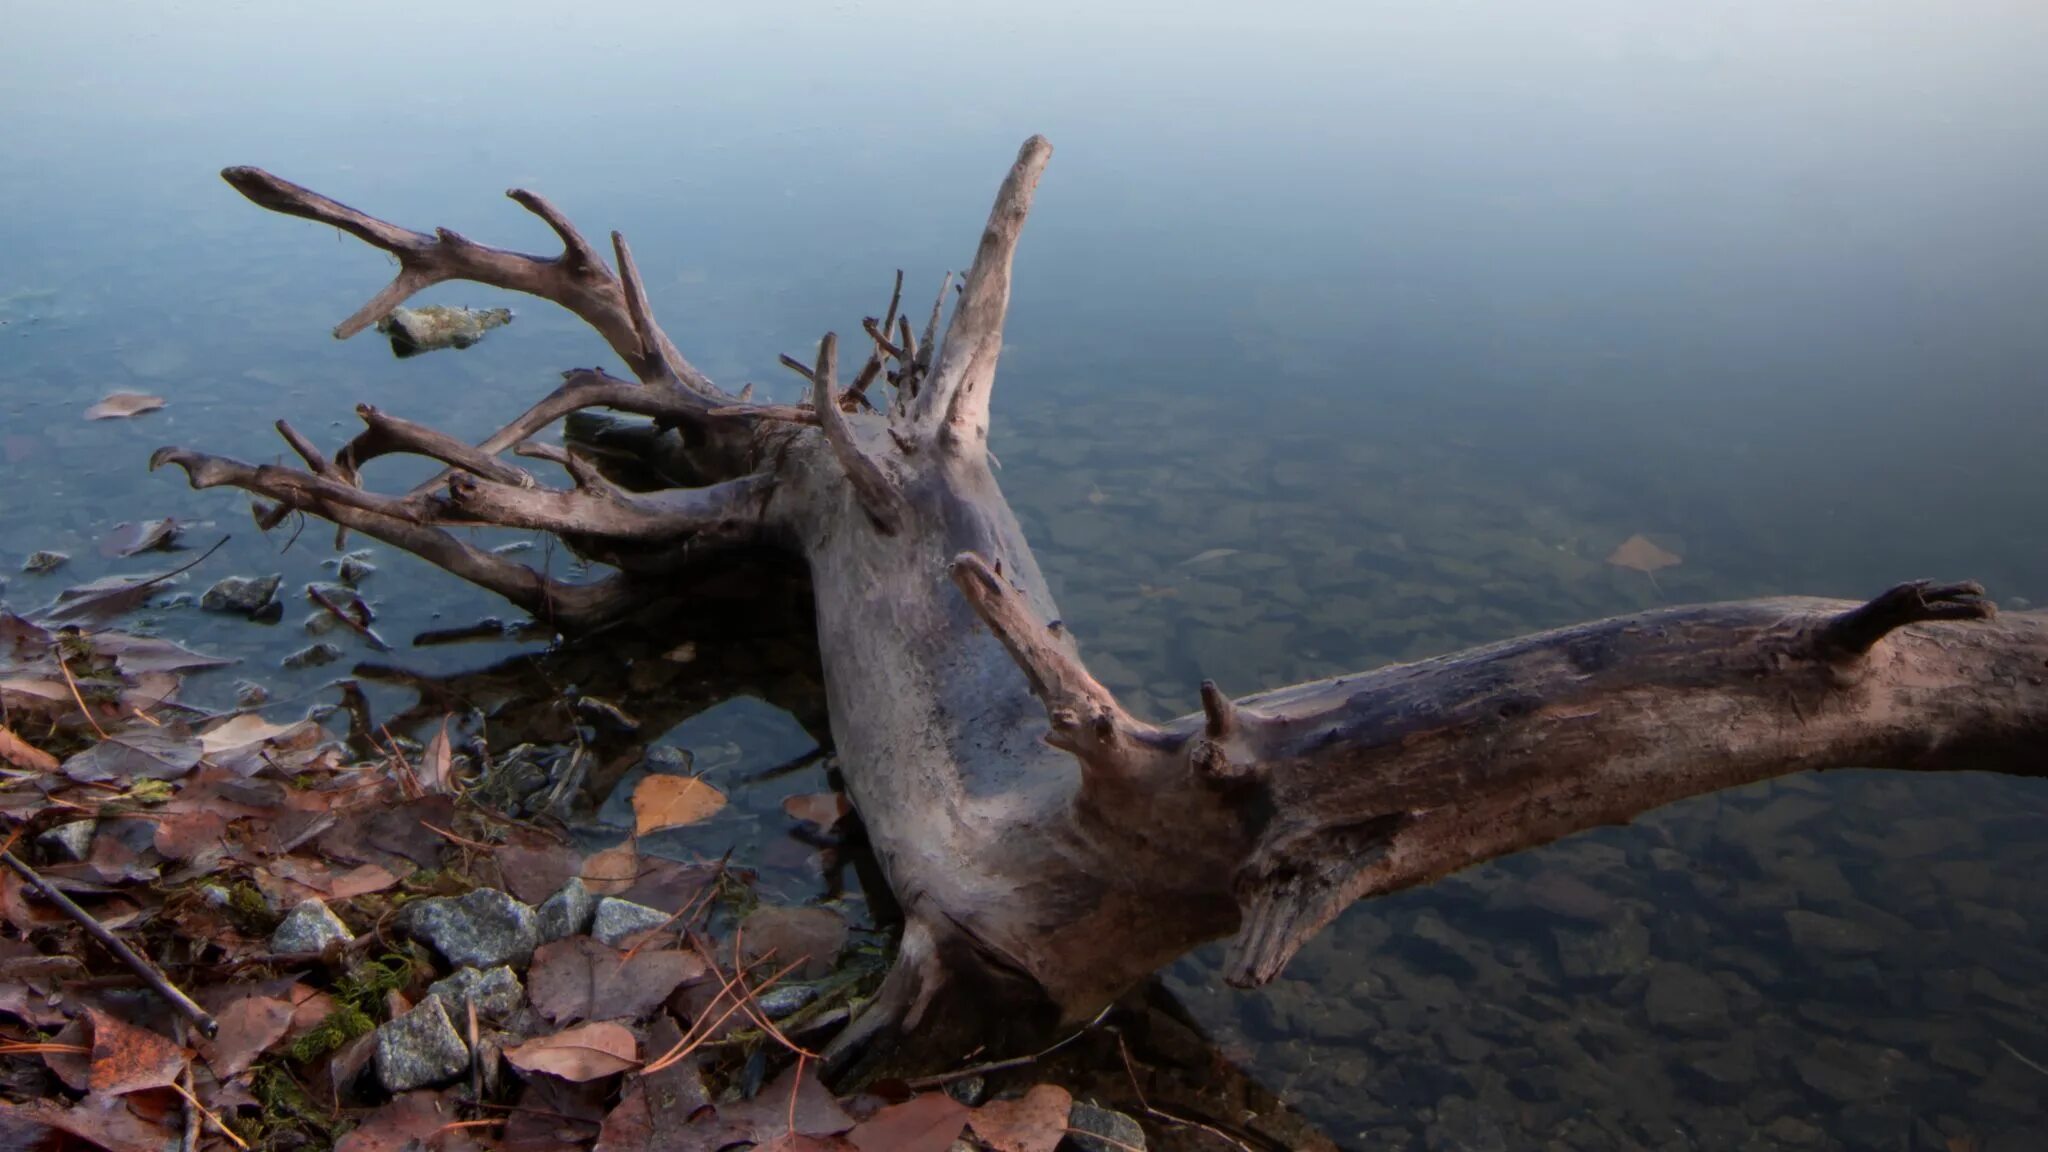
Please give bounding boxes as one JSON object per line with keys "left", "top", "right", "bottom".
{"left": 0, "top": 599, "right": 1091, "bottom": 1152}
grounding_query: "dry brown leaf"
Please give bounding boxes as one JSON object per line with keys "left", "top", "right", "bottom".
{"left": 85, "top": 392, "right": 166, "bottom": 421}
{"left": 527, "top": 936, "right": 707, "bottom": 1025}
{"left": 968, "top": 1084, "right": 1073, "bottom": 1152}
{"left": 630, "top": 774, "right": 726, "bottom": 835}
{"left": 847, "top": 1092, "right": 969, "bottom": 1152}
{"left": 0, "top": 724, "right": 57, "bottom": 772}
{"left": 739, "top": 905, "right": 847, "bottom": 980}
{"left": 503, "top": 1020, "right": 638, "bottom": 1081}
{"left": 84, "top": 1007, "right": 187, "bottom": 1097}
{"left": 0, "top": 1093, "right": 174, "bottom": 1152}
{"left": 1606, "top": 533, "right": 1681, "bottom": 573}
{"left": 782, "top": 792, "right": 850, "bottom": 831}
{"left": 199, "top": 992, "right": 295, "bottom": 1079}
{"left": 581, "top": 842, "right": 640, "bottom": 896}
{"left": 419, "top": 714, "right": 454, "bottom": 795}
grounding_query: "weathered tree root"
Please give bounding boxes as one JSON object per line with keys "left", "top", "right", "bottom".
{"left": 159, "top": 136, "right": 2048, "bottom": 1079}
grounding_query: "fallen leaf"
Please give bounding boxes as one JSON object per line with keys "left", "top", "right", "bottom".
{"left": 419, "top": 715, "right": 454, "bottom": 795}
{"left": 335, "top": 1089, "right": 484, "bottom": 1152}
{"left": 42, "top": 1015, "right": 92, "bottom": 1091}
{"left": 85, "top": 393, "right": 166, "bottom": 421}
{"left": 712, "top": 1062, "right": 854, "bottom": 1145}
{"left": 91, "top": 632, "right": 233, "bottom": 677}
{"left": 968, "top": 1084, "right": 1073, "bottom": 1152}
{"left": 527, "top": 936, "right": 707, "bottom": 1025}
{"left": 630, "top": 774, "right": 726, "bottom": 835}
{"left": 739, "top": 905, "right": 847, "bottom": 980}
{"left": 62, "top": 726, "right": 204, "bottom": 783}
{"left": 581, "top": 842, "right": 640, "bottom": 896}
{"left": 0, "top": 725, "right": 57, "bottom": 772}
{"left": 0, "top": 1093, "right": 174, "bottom": 1152}
{"left": 504, "top": 1021, "right": 639, "bottom": 1081}
{"left": 1606, "top": 534, "right": 1681, "bottom": 574}
{"left": 98, "top": 519, "right": 179, "bottom": 559}
{"left": 783, "top": 792, "right": 850, "bottom": 832}
{"left": 198, "top": 993, "right": 295, "bottom": 1079}
{"left": 848, "top": 1092, "right": 970, "bottom": 1152}
{"left": 85, "top": 1007, "right": 186, "bottom": 1096}
{"left": 198, "top": 713, "right": 321, "bottom": 774}
{"left": 39, "top": 571, "right": 175, "bottom": 625}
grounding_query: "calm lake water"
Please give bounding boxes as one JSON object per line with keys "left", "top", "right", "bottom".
{"left": 6, "top": 3, "right": 2048, "bottom": 1148}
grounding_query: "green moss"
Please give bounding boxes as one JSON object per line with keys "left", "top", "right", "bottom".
{"left": 227, "top": 881, "right": 277, "bottom": 931}
{"left": 246, "top": 1062, "right": 341, "bottom": 1149}
{"left": 287, "top": 1001, "right": 373, "bottom": 1063}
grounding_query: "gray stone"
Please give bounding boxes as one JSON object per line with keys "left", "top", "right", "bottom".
{"left": 592, "top": 897, "right": 671, "bottom": 947}
{"left": 200, "top": 574, "right": 281, "bottom": 617}
{"left": 1425, "top": 1095, "right": 1510, "bottom": 1152}
{"left": 425, "top": 966, "right": 523, "bottom": 1022}
{"left": 1783, "top": 909, "right": 1889, "bottom": 958}
{"left": 536, "top": 878, "right": 595, "bottom": 942}
{"left": 1552, "top": 916, "right": 1650, "bottom": 981}
{"left": 754, "top": 983, "right": 820, "bottom": 1020}
{"left": 1064, "top": 1103, "right": 1145, "bottom": 1152}
{"left": 1643, "top": 964, "right": 1730, "bottom": 1036}
{"left": 1762, "top": 1116, "right": 1824, "bottom": 1147}
{"left": 375, "top": 996, "right": 470, "bottom": 1092}
{"left": 1794, "top": 1039, "right": 1904, "bottom": 1105}
{"left": 400, "top": 889, "right": 539, "bottom": 968}
{"left": 282, "top": 643, "right": 343, "bottom": 670}
{"left": 36, "top": 821, "right": 96, "bottom": 862}
{"left": 21, "top": 551, "right": 67, "bottom": 575}
{"left": 271, "top": 899, "right": 355, "bottom": 954}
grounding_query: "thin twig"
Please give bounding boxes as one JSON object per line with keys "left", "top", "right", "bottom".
{"left": 167, "top": 1073, "right": 249, "bottom": 1149}
{"left": 902, "top": 1003, "right": 1114, "bottom": 1090}
{"left": 0, "top": 850, "right": 218, "bottom": 1036}
{"left": 306, "top": 585, "right": 390, "bottom": 651}
{"left": 54, "top": 652, "right": 108, "bottom": 740}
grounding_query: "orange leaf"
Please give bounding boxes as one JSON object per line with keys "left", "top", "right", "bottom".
{"left": 84, "top": 1008, "right": 186, "bottom": 1097}
{"left": 782, "top": 792, "right": 850, "bottom": 831}
{"left": 0, "top": 725, "right": 57, "bottom": 772}
{"left": 630, "top": 774, "right": 726, "bottom": 836}
{"left": 503, "top": 1021, "right": 638, "bottom": 1081}
{"left": 968, "top": 1084, "right": 1072, "bottom": 1152}
{"left": 848, "top": 1092, "right": 969, "bottom": 1152}
{"left": 582, "top": 843, "right": 640, "bottom": 896}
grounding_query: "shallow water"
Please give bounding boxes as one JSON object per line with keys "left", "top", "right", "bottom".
{"left": 6, "top": 2, "right": 2048, "bottom": 1147}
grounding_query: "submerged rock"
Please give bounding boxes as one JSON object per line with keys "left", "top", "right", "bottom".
{"left": 21, "top": 551, "right": 67, "bottom": 575}
{"left": 282, "top": 643, "right": 343, "bottom": 669}
{"left": 375, "top": 997, "right": 469, "bottom": 1092}
{"left": 1065, "top": 1103, "right": 1146, "bottom": 1152}
{"left": 201, "top": 574, "right": 282, "bottom": 618}
{"left": 377, "top": 305, "right": 513, "bottom": 357}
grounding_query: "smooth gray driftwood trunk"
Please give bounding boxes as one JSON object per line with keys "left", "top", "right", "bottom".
{"left": 156, "top": 137, "right": 2048, "bottom": 1077}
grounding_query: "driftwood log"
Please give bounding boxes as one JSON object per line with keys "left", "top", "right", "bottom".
{"left": 155, "top": 136, "right": 2048, "bottom": 1078}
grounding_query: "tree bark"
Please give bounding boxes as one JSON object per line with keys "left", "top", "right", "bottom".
{"left": 155, "top": 137, "right": 2048, "bottom": 1079}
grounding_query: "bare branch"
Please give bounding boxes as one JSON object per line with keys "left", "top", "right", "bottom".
{"left": 340, "top": 405, "right": 535, "bottom": 489}
{"left": 949, "top": 551, "right": 1154, "bottom": 764}
{"left": 220, "top": 167, "right": 720, "bottom": 393}
{"left": 439, "top": 471, "right": 776, "bottom": 540}
{"left": 810, "top": 334, "right": 908, "bottom": 534}
{"left": 514, "top": 441, "right": 614, "bottom": 493}
{"left": 611, "top": 231, "right": 719, "bottom": 397}
{"left": 151, "top": 447, "right": 641, "bottom": 629}
{"left": 911, "top": 137, "right": 1052, "bottom": 447}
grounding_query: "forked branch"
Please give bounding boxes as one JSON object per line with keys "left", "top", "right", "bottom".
{"left": 221, "top": 167, "right": 718, "bottom": 395}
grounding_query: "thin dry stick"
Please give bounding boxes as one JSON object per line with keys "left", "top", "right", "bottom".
{"left": 901, "top": 1003, "right": 1115, "bottom": 1091}
{"left": 1116, "top": 1031, "right": 1258, "bottom": 1152}
{"left": 0, "top": 850, "right": 218, "bottom": 1036}
{"left": 640, "top": 953, "right": 803, "bottom": 1076}
{"left": 166, "top": 1077, "right": 250, "bottom": 1150}
{"left": 306, "top": 585, "right": 391, "bottom": 651}
{"left": 54, "top": 652, "right": 108, "bottom": 740}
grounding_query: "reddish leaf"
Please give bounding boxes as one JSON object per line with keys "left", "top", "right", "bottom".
{"left": 494, "top": 834, "right": 582, "bottom": 905}
{"left": 83, "top": 1007, "right": 186, "bottom": 1096}
{"left": 61, "top": 726, "right": 203, "bottom": 783}
{"left": 527, "top": 936, "right": 706, "bottom": 1025}
{"left": 969, "top": 1084, "right": 1073, "bottom": 1152}
{"left": 41, "top": 1016, "right": 91, "bottom": 1092}
{"left": 739, "top": 905, "right": 847, "bottom": 980}
{"left": 712, "top": 1062, "right": 854, "bottom": 1145}
{"left": 782, "top": 792, "right": 851, "bottom": 831}
{"left": 504, "top": 1021, "right": 638, "bottom": 1082}
{"left": 847, "top": 1092, "right": 970, "bottom": 1152}
{"left": 91, "top": 631, "right": 231, "bottom": 676}
{"left": 581, "top": 842, "right": 640, "bottom": 896}
{"left": 198, "top": 993, "right": 294, "bottom": 1079}
{"left": 97, "top": 519, "right": 181, "bottom": 560}
{"left": 335, "top": 1089, "right": 484, "bottom": 1152}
